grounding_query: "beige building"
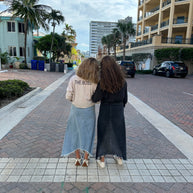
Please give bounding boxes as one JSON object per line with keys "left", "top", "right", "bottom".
{"left": 117, "top": 0, "right": 193, "bottom": 73}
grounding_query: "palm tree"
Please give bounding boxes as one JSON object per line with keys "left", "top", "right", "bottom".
{"left": 47, "top": 9, "right": 64, "bottom": 63}
{"left": 101, "top": 35, "right": 113, "bottom": 55}
{"left": 6, "top": 0, "right": 51, "bottom": 64}
{"left": 62, "top": 24, "right": 76, "bottom": 43}
{"left": 112, "top": 28, "right": 121, "bottom": 59}
{"left": 117, "top": 21, "right": 135, "bottom": 60}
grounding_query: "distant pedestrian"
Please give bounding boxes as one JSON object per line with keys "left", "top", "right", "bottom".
{"left": 92, "top": 55, "right": 127, "bottom": 168}
{"left": 61, "top": 58, "right": 99, "bottom": 167}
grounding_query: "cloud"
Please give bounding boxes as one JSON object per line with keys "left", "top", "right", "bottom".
{"left": 0, "top": 0, "right": 138, "bottom": 52}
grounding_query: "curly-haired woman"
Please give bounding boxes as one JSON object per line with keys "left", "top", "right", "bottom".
{"left": 61, "top": 58, "right": 99, "bottom": 167}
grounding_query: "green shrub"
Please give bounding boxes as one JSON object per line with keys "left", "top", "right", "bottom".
{"left": 0, "top": 79, "right": 30, "bottom": 99}
{"left": 19, "top": 63, "right": 28, "bottom": 69}
{"left": 181, "top": 48, "right": 193, "bottom": 61}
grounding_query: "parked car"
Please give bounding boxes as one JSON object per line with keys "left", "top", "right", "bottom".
{"left": 152, "top": 61, "right": 188, "bottom": 78}
{"left": 118, "top": 60, "right": 136, "bottom": 78}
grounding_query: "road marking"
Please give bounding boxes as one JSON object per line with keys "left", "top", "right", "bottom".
{"left": 0, "top": 158, "right": 193, "bottom": 182}
{"left": 183, "top": 92, "right": 193, "bottom": 97}
{"left": 0, "top": 71, "right": 74, "bottom": 140}
{"left": 128, "top": 91, "right": 193, "bottom": 161}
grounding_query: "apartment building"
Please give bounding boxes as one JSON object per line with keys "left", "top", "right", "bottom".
{"left": 137, "top": 0, "right": 193, "bottom": 44}
{"left": 89, "top": 21, "right": 117, "bottom": 57}
{"left": 0, "top": 11, "right": 33, "bottom": 63}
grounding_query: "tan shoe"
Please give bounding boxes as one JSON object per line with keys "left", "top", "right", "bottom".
{"left": 97, "top": 160, "right": 105, "bottom": 168}
{"left": 113, "top": 156, "right": 123, "bottom": 165}
{"left": 82, "top": 159, "right": 88, "bottom": 167}
{"left": 75, "top": 158, "right": 81, "bottom": 166}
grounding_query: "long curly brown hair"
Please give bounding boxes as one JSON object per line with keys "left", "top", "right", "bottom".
{"left": 100, "top": 56, "right": 125, "bottom": 93}
{"left": 76, "top": 57, "right": 99, "bottom": 84}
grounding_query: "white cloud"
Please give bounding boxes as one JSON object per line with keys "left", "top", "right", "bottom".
{"left": 0, "top": 0, "right": 138, "bottom": 52}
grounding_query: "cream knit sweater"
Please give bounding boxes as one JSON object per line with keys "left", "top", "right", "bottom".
{"left": 66, "top": 75, "right": 97, "bottom": 108}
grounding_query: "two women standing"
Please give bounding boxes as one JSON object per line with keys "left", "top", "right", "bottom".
{"left": 61, "top": 56, "right": 127, "bottom": 168}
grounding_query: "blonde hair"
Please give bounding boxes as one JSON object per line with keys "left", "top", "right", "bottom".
{"left": 76, "top": 58, "right": 99, "bottom": 84}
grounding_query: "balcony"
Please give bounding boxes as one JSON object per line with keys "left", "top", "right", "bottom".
{"left": 138, "top": 16, "right": 143, "bottom": 21}
{"left": 137, "top": 32, "right": 142, "bottom": 36}
{"left": 151, "top": 24, "right": 158, "bottom": 31}
{"left": 143, "top": 28, "right": 149, "bottom": 34}
{"left": 162, "top": 37, "right": 193, "bottom": 44}
{"left": 139, "top": 0, "right": 144, "bottom": 6}
{"left": 145, "top": 5, "right": 160, "bottom": 18}
{"left": 173, "top": 17, "right": 188, "bottom": 24}
{"left": 131, "top": 38, "right": 152, "bottom": 48}
{"left": 162, "top": 0, "right": 171, "bottom": 8}
{"left": 161, "top": 20, "right": 169, "bottom": 28}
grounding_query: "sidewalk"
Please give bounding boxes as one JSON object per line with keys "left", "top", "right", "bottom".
{"left": 0, "top": 70, "right": 193, "bottom": 192}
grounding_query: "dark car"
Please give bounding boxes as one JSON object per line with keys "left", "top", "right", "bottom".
{"left": 152, "top": 61, "right": 188, "bottom": 78}
{"left": 119, "top": 60, "right": 136, "bottom": 78}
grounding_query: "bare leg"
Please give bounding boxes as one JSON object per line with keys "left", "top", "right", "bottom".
{"left": 100, "top": 156, "right": 105, "bottom": 162}
{"left": 84, "top": 152, "right": 89, "bottom": 160}
{"left": 75, "top": 149, "right": 81, "bottom": 159}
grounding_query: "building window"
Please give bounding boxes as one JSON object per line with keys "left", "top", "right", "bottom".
{"left": 28, "top": 47, "right": 30, "bottom": 57}
{"left": 20, "top": 47, "right": 25, "bottom": 57}
{"left": 175, "top": 35, "right": 183, "bottom": 44}
{"left": 7, "top": 22, "right": 15, "bottom": 32}
{"left": 9, "top": 46, "right": 16, "bottom": 56}
{"left": 18, "top": 23, "right": 25, "bottom": 33}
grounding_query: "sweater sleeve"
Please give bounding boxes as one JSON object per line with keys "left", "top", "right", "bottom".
{"left": 123, "top": 82, "right": 128, "bottom": 107}
{"left": 91, "top": 83, "right": 103, "bottom": 103}
{"left": 66, "top": 77, "right": 74, "bottom": 101}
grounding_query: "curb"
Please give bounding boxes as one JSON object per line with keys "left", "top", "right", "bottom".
{"left": 0, "top": 87, "right": 42, "bottom": 119}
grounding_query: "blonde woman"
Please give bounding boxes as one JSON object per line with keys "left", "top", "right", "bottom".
{"left": 61, "top": 58, "right": 99, "bottom": 167}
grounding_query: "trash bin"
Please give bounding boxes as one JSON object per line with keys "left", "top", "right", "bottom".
{"left": 31, "top": 60, "right": 37, "bottom": 70}
{"left": 50, "top": 62, "right": 56, "bottom": 72}
{"left": 38, "top": 60, "right": 45, "bottom": 71}
{"left": 59, "top": 63, "right": 64, "bottom": 72}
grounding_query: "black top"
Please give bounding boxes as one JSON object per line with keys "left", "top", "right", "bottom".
{"left": 92, "top": 81, "right": 128, "bottom": 107}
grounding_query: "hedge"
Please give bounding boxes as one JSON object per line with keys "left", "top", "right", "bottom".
{"left": 0, "top": 79, "right": 30, "bottom": 99}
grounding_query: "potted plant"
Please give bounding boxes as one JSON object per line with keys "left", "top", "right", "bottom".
{"left": 14, "top": 57, "right": 21, "bottom": 69}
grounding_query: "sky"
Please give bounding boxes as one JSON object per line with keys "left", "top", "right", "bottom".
{"left": 0, "top": 0, "right": 138, "bottom": 52}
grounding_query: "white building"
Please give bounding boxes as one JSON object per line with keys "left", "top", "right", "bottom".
{"left": 89, "top": 21, "right": 117, "bottom": 57}
{"left": 0, "top": 11, "right": 34, "bottom": 64}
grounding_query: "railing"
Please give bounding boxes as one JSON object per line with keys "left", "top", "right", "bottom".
{"left": 173, "top": 17, "right": 188, "bottom": 24}
{"left": 131, "top": 38, "right": 152, "bottom": 48}
{"left": 145, "top": 5, "right": 160, "bottom": 18}
{"left": 143, "top": 28, "right": 149, "bottom": 34}
{"left": 161, "top": 20, "right": 169, "bottom": 28}
{"left": 162, "top": 0, "right": 171, "bottom": 8}
{"left": 139, "top": 0, "right": 144, "bottom": 6}
{"left": 138, "top": 16, "right": 143, "bottom": 21}
{"left": 162, "top": 37, "right": 193, "bottom": 44}
{"left": 137, "top": 32, "right": 142, "bottom": 36}
{"left": 175, "top": 0, "right": 188, "bottom": 2}
{"left": 151, "top": 24, "right": 158, "bottom": 31}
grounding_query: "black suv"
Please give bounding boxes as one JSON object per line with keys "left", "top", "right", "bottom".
{"left": 119, "top": 61, "right": 136, "bottom": 78}
{"left": 152, "top": 61, "right": 188, "bottom": 78}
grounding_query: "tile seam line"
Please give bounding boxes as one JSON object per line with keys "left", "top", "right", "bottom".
{"left": 127, "top": 91, "right": 193, "bottom": 161}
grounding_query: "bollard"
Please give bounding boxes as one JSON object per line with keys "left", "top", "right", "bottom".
{"left": 64, "top": 64, "right": 68, "bottom": 74}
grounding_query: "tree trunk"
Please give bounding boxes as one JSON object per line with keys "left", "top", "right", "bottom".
{"left": 50, "top": 23, "right": 55, "bottom": 64}
{"left": 24, "top": 21, "right": 28, "bottom": 65}
{"left": 123, "top": 38, "right": 126, "bottom": 60}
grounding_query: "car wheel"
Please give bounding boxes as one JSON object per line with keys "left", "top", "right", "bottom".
{"left": 153, "top": 69, "right": 157, "bottom": 75}
{"left": 181, "top": 75, "right": 186, "bottom": 78}
{"left": 166, "top": 71, "right": 170, "bottom": 78}
{"left": 131, "top": 74, "right": 135, "bottom": 78}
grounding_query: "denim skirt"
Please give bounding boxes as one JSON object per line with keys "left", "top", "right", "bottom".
{"left": 61, "top": 104, "right": 96, "bottom": 157}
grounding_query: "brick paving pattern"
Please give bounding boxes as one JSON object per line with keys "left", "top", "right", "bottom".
{"left": 126, "top": 74, "right": 193, "bottom": 137}
{"left": 0, "top": 71, "right": 193, "bottom": 192}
